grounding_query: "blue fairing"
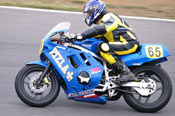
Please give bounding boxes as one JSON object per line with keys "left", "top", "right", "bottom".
{"left": 27, "top": 61, "right": 48, "bottom": 67}
{"left": 38, "top": 32, "right": 170, "bottom": 104}
{"left": 74, "top": 38, "right": 103, "bottom": 54}
{"left": 74, "top": 39, "right": 171, "bottom": 66}
{"left": 119, "top": 44, "right": 170, "bottom": 66}
{"left": 40, "top": 39, "right": 104, "bottom": 98}
{"left": 75, "top": 96, "right": 107, "bottom": 104}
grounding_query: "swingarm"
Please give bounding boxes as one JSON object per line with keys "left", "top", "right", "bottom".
{"left": 121, "top": 78, "right": 157, "bottom": 96}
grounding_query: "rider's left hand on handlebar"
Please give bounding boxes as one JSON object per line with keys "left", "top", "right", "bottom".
{"left": 65, "top": 33, "right": 83, "bottom": 43}
{"left": 65, "top": 33, "right": 76, "bottom": 43}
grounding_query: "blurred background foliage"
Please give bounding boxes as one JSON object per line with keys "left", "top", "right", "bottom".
{"left": 0, "top": 0, "right": 174, "bottom": 19}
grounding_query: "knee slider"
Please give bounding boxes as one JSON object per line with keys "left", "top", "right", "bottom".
{"left": 100, "top": 43, "right": 110, "bottom": 53}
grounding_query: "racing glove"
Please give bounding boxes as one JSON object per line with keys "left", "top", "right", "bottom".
{"left": 65, "top": 33, "right": 83, "bottom": 42}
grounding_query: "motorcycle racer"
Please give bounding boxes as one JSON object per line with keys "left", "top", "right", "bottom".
{"left": 72, "top": 0, "right": 140, "bottom": 83}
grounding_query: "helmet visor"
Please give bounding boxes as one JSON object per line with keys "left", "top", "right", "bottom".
{"left": 83, "top": 12, "right": 90, "bottom": 19}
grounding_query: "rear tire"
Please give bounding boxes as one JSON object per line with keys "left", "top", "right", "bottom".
{"left": 15, "top": 65, "right": 60, "bottom": 107}
{"left": 123, "top": 65, "right": 172, "bottom": 112}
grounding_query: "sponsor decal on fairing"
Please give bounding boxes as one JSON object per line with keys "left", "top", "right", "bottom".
{"left": 68, "top": 89, "right": 95, "bottom": 97}
{"left": 50, "top": 47, "right": 74, "bottom": 81}
{"left": 91, "top": 67, "right": 101, "bottom": 74}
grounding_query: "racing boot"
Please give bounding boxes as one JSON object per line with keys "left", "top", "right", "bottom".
{"left": 112, "top": 61, "right": 135, "bottom": 84}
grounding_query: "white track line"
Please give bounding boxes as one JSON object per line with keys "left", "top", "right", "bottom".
{"left": 120, "top": 15, "right": 175, "bottom": 22}
{"left": 0, "top": 6, "right": 82, "bottom": 14}
{"left": 0, "top": 5, "right": 175, "bottom": 22}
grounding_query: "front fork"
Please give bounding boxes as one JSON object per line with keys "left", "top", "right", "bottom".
{"left": 35, "top": 61, "right": 51, "bottom": 86}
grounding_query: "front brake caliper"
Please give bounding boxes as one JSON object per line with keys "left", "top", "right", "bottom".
{"left": 43, "top": 77, "right": 50, "bottom": 85}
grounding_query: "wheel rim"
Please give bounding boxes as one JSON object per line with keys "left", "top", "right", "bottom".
{"left": 132, "top": 70, "right": 164, "bottom": 105}
{"left": 22, "top": 69, "right": 54, "bottom": 101}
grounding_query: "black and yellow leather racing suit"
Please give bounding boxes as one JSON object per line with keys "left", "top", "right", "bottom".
{"left": 80, "top": 13, "right": 139, "bottom": 65}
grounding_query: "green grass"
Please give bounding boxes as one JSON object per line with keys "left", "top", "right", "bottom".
{"left": 0, "top": 0, "right": 174, "bottom": 19}
{"left": 70, "top": 0, "right": 86, "bottom": 4}
{"left": 0, "top": 1, "right": 81, "bottom": 12}
{"left": 106, "top": 4, "right": 147, "bottom": 9}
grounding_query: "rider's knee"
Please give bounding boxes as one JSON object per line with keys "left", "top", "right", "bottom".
{"left": 96, "top": 42, "right": 110, "bottom": 56}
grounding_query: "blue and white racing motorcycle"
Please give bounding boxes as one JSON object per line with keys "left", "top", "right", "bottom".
{"left": 15, "top": 22, "right": 172, "bottom": 112}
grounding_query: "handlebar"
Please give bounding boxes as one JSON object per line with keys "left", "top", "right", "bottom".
{"left": 50, "top": 37, "right": 59, "bottom": 42}
{"left": 50, "top": 33, "right": 75, "bottom": 44}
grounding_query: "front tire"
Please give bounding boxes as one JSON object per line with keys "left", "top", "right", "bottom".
{"left": 15, "top": 65, "right": 60, "bottom": 107}
{"left": 123, "top": 65, "right": 172, "bottom": 112}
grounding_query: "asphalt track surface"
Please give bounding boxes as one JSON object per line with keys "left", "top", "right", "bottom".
{"left": 0, "top": 7, "right": 175, "bottom": 116}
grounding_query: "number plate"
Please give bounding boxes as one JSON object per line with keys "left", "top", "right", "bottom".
{"left": 145, "top": 46, "right": 163, "bottom": 58}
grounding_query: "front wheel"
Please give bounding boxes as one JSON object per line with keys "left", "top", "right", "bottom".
{"left": 15, "top": 65, "right": 60, "bottom": 107}
{"left": 123, "top": 65, "right": 172, "bottom": 112}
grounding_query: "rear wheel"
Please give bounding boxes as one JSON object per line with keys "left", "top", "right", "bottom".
{"left": 123, "top": 65, "right": 172, "bottom": 112}
{"left": 15, "top": 65, "right": 60, "bottom": 107}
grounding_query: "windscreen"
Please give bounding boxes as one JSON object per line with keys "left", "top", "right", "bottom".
{"left": 47, "top": 22, "right": 71, "bottom": 36}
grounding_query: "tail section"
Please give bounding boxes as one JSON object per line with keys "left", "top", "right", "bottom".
{"left": 120, "top": 44, "right": 171, "bottom": 66}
